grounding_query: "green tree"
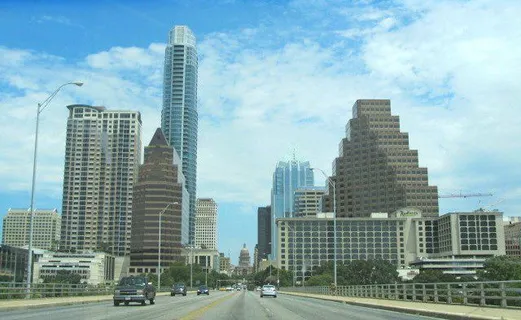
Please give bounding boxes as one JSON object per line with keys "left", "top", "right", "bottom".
{"left": 341, "top": 260, "right": 399, "bottom": 285}
{"left": 413, "top": 270, "right": 457, "bottom": 283}
{"left": 44, "top": 270, "right": 82, "bottom": 284}
{"left": 306, "top": 273, "right": 333, "bottom": 286}
{"left": 477, "top": 256, "right": 521, "bottom": 281}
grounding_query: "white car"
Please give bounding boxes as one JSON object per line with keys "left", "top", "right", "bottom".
{"left": 260, "top": 285, "right": 277, "bottom": 298}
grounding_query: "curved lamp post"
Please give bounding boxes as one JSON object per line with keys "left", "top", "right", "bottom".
{"left": 26, "top": 82, "right": 83, "bottom": 297}
{"left": 310, "top": 167, "right": 337, "bottom": 287}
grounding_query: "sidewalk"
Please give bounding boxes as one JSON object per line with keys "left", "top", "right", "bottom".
{"left": 282, "top": 291, "right": 521, "bottom": 320}
{"left": 0, "top": 292, "right": 172, "bottom": 312}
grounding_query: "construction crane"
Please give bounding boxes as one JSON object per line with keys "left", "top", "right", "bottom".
{"left": 476, "top": 198, "right": 505, "bottom": 212}
{"left": 438, "top": 192, "right": 493, "bottom": 199}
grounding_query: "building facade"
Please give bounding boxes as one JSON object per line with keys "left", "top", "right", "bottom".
{"left": 293, "top": 187, "right": 326, "bottom": 217}
{"left": 60, "top": 105, "right": 142, "bottom": 256}
{"left": 195, "top": 198, "right": 218, "bottom": 250}
{"left": 33, "top": 252, "right": 115, "bottom": 285}
{"left": 218, "top": 253, "right": 231, "bottom": 275}
{"left": 253, "top": 244, "right": 259, "bottom": 272}
{"left": 161, "top": 25, "right": 199, "bottom": 245}
{"left": 257, "top": 206, "right": 271, "bottom": 265}
{"left": 182, "top": 247, "right": 220, "bottom": 272}
{"left": 270, "top": 160, "right": 314, "bottom": 258}
{"left": 2, "top": 208, "right": 60, "bottom": 250}
{"left": 276, "top": 210, "right": 505, "bottom": 282}
{"left": 504, "top": 217, "right": 521, "bottom": 257}
{"left": 0, "top": 245, "right": 44, "bottom": 283}
{"left": 325, "top": 99, "right": 439, "bottom": 218}
{"left": 129, "top": 128, "right": 189, "bottom": 276}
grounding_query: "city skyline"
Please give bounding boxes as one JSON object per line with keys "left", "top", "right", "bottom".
{"left": 1, "top": 0, "right": 520, "bottom": 263}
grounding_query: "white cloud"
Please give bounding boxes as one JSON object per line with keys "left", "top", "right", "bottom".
{"left": 1, "top": 0, "right": 520, "bottom": 219}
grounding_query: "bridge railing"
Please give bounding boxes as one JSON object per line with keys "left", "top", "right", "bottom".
{"left": 282, "top": 280, "right": 521, "bottom": 309}
{"left": 0, "top": 282, "right": 114, "bottom": 299}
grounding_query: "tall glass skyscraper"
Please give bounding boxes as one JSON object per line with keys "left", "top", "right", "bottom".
{"left": 270, "top": 160, "right": 314, "bottom": 259}
{"left": 161, "top": 25, "right": 198, "bottom": 245}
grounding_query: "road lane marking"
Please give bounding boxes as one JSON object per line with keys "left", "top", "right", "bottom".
{"left": 179, "top": 293, "right": 236, "bottom": 320}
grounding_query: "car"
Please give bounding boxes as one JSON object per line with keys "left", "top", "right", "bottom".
{"left": 113, "top": 275, "right": 156, "bottom": 306}
{"left": 256, "top": 286, "right": 262, "bottom": 292}
{"left": 197, "top": 285, "right": 210, "bottom": 295}
{"left": 260, "top": 284, "right": 277, "bottom": 298}
{"left": 225, "top": 286, "right": 233, "bottom": 291}
{"left": 171, "top": 283, "right": 187, "bottom": 296}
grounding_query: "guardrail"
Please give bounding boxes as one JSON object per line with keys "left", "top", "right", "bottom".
{"left": 0, "top": 282, "right": 114, "bottom": 299}
{"left": 283, "top": 280, "right": 521, "bottom": 309}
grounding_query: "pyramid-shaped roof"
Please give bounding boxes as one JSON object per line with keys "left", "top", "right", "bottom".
{"left": 148, "top": 128, "right": 169, "bottom": 146}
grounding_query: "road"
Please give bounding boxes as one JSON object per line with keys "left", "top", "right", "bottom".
{"left": 1, "top": 290, "right": 444, "bottom": 320}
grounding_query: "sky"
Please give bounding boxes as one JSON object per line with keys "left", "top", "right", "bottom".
{"left": 0, "top": 0, "right": 520, "bottom": 264}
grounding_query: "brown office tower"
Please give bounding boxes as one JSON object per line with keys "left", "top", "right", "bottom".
{"left": 129, "top": 128, "right": 189, "bottom": 276}
{"left": 324, "top": 99, "right": 439, "bottom": 217}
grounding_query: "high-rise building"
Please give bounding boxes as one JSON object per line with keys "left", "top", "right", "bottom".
{"left": 2, "top": 208, "right": 60, "bottom": 250}
{"left": 129, "top": 128, "right": 189, "bottom": 276}
{"left": 293, "top": 187, "right": 326, "bottom": 217}
{"left": 194, "top": 198, "right": 218, "bottom": 250}
{"left": 257, "top": 206, "right": 271, "bottom": 264}
{"left": 270, "top": 160, "right": 314, "bottom": 259}
{"left": 325, "top": 99, "right": 439, "bottom": 217}
{"left": 61, "top": 105, "right": 142, "bottom": 256}
{"left": 161, "top": 25, "right": 199, "bottom": 245}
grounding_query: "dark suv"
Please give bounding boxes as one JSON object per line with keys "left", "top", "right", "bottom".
{"left": 113, "top": 276, "right": 156, "bottom": 306}
{"left": 171, "top": 283, "right": 187, "bottom": 296}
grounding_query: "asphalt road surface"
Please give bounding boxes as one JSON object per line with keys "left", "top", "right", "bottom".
{"left": 2, "top": 290, "right": 444, "bottom": 320}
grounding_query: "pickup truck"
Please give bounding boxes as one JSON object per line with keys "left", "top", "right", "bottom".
{"left": 113, "top": 275, "right": 156, "bottom": 306}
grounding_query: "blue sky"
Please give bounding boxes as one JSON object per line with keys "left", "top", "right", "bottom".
{"left": 1, "top": 0, "right": 521, "bottom": 264}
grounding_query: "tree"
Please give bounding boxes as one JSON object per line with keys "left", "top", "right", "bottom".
{"left": 306, "top": 273, "right": 333, "bottom": 286}
{"left": 477, "top": 256, "right": 521, "bottom": 281}
{"left": 413, "top": 270, "right": 457, "bottom": 283}
{"left": 43, "top": 270, "right": 82, "bottom": 284}
{"left": 341, "top": 260, "right": 399, "bottom": 285}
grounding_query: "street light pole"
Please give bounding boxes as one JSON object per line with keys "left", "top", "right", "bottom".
{"left": 158, "top": 202, "right": 178, "bottom": 291}
{"left": 310, "top": 167, "right": 337, "bottom": 287}
{"left": 26, "top": 81, "right": 83, "bottom": 297}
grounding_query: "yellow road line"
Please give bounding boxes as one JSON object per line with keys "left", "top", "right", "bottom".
{"left": 180, "top": 293, "right": 236, "bottom": 320}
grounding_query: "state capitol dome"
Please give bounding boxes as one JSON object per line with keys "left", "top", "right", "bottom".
{"left": 239, "top": 243, "right": 250, "bottom": 267}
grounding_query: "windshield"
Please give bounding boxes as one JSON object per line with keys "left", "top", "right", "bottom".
{"left": 118, "top": 277, "right": 145, "bottom": 286}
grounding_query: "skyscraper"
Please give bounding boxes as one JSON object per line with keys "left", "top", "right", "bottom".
{"left": 257, "top": 206, "right": 271, "bottom": 263}
{"left": 194, "top": 198, "right": 218, "bottom": 250}
{"left": 324, "top": 99, "right": 439, "bottom": 217}
{"left": 61, "top": 105, "right": 142, "bottom": 256}
{"left": 129, "top": 128, "right": 189, "bottom": 275}
{"left": 270, "top": 160, "right": 314, "bottom": 259}
{"left": 293, "top": 187, "right": 326, "bottom": 217}
{"left": 2, "top": 208, "right": 60, "bottom": 251}
{"left": 161, "top": 25, "right": 198, "bottom": 245}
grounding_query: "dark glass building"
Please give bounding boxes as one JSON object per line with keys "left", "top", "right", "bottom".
{"left": 257, "top": 206, "right": 271, "bottom": 265}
